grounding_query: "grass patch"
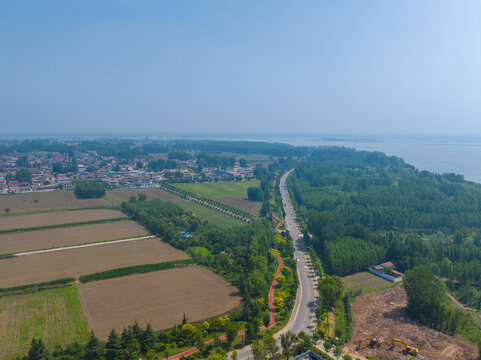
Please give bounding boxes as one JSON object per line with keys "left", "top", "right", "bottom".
{"left": 342, "top": 272, "right": 391, "bottom": 295}
{"left": 0, "top": 286, "right": 89, "bottom": 358}
{"left": 79, "top": 259, "right": 194, "bottom": 283}
{"left": 175, "top": 200, "right": 245, "bottom": 228}
{"left": 189, "top": 246, "right": 213, "bottom": 258}
{"left": 176, "top": 180, "right": 260, "bottom": 199}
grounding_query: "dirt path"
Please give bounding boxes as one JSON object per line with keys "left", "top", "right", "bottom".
{"left": 14, "top": 235, "right": 155, "bottom": 256}
{"left": 447, "top": 292, "right": 479, "bottom": 312}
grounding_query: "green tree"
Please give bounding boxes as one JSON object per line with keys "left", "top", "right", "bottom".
{"left": 105, "top": 329, "right": 123, "bottom": 360}
{"left": 141, "top": 323, "right": 156, "bottom": 352}
{"left": 85, "top": 330, "right": 103, "bottom": 360}
{"left": 15, "top": 169, "right": 32, "bottom": 183}
{"left": 16, "top": 155, "right": 28, "bottom": 167}
{"left": 27, "top": 338, "right": 50, "bottom": 360}
{"left": 247, "top": 187, "right": 263, "bottom": 201}
{"left": 318, "top": 275, "right": 344, "bottom": 310}
{"left": 251, "top": 339, "right": 267, "bottom": 360}
{"left": 121, "top": 327, "right": 140, "bottom": 360}
{"left": 333, "top": 346, "right": 343, "bottom": 359}
{"left": 280, "top": 332, "right": 297, "bottom": 359}
{"left": 52, "top": 162, "right": 63, "bottom": 173}
{"left": 226, "top": 323, "right": 237, "bottom": 345}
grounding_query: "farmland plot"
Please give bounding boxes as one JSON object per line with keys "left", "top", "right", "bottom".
{"left": 108, "top": 187, "right": 177, "bottom": 204}
{"left": 0, "top": 209, "right": 125, "bottom": 231}
{"left": 0, "top": 220, "right": 148, "bottom": 254}
{"left": 0, "top": 237, "right": 188, "bottom": 288}
{"left": 78, "top": 267, "right": 241, "bottom": 338}
{"left": 176, "top": 181, "right": 261, "bottom": 215}
{"left": 0, "top": 191, "right": 108, "bottom": 214}
{"left": 0, "top": 286, "right": 89, "bottom": 358}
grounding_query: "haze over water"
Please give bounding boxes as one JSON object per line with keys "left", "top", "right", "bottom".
{"left": 274, "top": 137, "right": 481, "bottom": 184}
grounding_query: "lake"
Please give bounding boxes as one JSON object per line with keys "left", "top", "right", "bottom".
{"left": 274, "top": 137, "right": 481, "bottom": 184}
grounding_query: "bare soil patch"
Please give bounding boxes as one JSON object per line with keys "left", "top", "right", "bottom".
{"left": 344, "top": 285, "right": 477, "bottom": 360}
{"left": 108, "top": 187, "right": 177, "bottom": 204}
{"left": 0, "top": 221, "right": 147, "bottom": 254}
{"left": 0, "top": 209, "right": 125, "bottom": 231}
{"left": 0, "top": 191, "right": 107, "bottom": 214}
{"left": 215, "top": 196, "right": 261, "bottom": 215}
{"left": 343, "top": 272, "right": 391, "bottom": 293}
{"left": 78, "top": 267, "right": 241, "bottom": 339}
{"left": 0, "top": 237, "right": 188, "bottom": 288}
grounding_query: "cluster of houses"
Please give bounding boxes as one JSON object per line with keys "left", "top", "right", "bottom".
{"left": 0, "top": 151, "right": 255, "bottom": 195}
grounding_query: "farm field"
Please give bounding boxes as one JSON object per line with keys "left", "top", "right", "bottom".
{"left": 0, "top": 286, "right": 89, "bottom": 359}
{"left": 0, "top": 208, "right": 125, "bottom": 231}
{"left": 0, "top": 191, "right": 108, "bottom": 214}
{"left": 0, "top": 220, "right": 148, "bottom": 254}
{"left": 344, "top": 285, "right": 477, "bottom": 360}
{"left": 175, "top": 199, "right": 245, "bottom": 228}
{"left": 342, "top": 272, "right": 391, "bottom": 294}
{"left": 78, "top": 266, "right": 241, "bottom": 338}
{"left": 177, "top": 180, "right": 259, "bottom": 198}
{"left": 176, "top": 180, "right": 262, "bottom": 215}
{"left": 215, "top": 196, "right": 261, "bottom": 215}
{"left": 108, "top": 187, "right": 177, "bottom": 204}
{"left": 0, "top": 237, "right": 188, "bottom": 288}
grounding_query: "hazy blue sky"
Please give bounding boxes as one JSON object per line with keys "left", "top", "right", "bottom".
{"left": 1, "top": 1, "right": 481, "bottom": 136}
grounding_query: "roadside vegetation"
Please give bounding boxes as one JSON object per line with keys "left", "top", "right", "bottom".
{"left": 289, "top": 147, "right": 481, "bottom": 343}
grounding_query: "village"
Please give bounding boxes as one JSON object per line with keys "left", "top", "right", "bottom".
{"left": 0, "top": 149, "right": 256, "bottom": 195}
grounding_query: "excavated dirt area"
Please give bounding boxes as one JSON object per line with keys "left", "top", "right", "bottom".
{"left": 344, "top": 285, "right": 477, "bottom": 360}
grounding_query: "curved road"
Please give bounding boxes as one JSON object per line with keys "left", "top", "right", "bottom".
{"left": 235, "top": 169, "right": 318, "bottom": 359}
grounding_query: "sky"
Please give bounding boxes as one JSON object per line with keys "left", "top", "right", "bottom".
{"left": 1, "top": 0, "right": 481, "bottom": 137}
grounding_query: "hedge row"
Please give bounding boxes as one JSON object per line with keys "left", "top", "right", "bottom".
{"left": 79, "top": 259, "right": 194, "bottom": 283}
{"left": 161, "top": 184, "right": 254, "bottom": 222}
{"left": 0, "top": 218, "right": 127, "bottom": 236}
{"left": 0, "top": 278, "right": 75, "bottom": 296}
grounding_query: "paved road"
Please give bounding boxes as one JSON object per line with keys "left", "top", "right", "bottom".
{"left": 279, "top": 169, "right": 318, "bottom": 335}
{"left": 235, "top": 169, "right": 318, "bottom": 359}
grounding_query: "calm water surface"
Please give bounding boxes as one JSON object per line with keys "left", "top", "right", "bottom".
{"left": 276, "top": 138, "right": 481, "bottom": 184}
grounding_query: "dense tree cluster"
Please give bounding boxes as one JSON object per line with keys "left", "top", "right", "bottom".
{"left": 167, "top": 151, "right": 191, "bottom": 160}
{"left": 121, "top": 199, "right": 296, "bottom": 323}
{"left": 74, "top": 180, "right": 106, "bottom": 199}
{"left": 148, "top": 158, "right": 177, "bottom": 171}
{"left": 288, "top": 147, "right": 481, "bottom": 340}
{"left": 404, "top": 266, "right": 468, "bottom": 335}
{"left": 290, "top": 148, "right": 481, "bottom": 278}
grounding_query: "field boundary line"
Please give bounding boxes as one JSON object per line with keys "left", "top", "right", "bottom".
{"left": 0, "top": 217, "right": 128, "bottom": 235}
{"left": 14, "top": 235, "right": 156, "bottom": 256}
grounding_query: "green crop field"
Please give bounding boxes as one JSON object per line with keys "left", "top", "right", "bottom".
{"left": 176, "top": 180, "right": 260, "bottom": 198}
{"left": 174, "top": 199, "right": 245, "bottom": 228}
{"left": 0, "top": 286, "right": 89, "bottom": 359}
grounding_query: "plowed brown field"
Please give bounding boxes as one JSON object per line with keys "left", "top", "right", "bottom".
{"left": 0, "top": 237, "right": 188, "bottom": 288}
{"left": 0, "top": 220, "right": 147, "bottom": 254}
{"left": 78, "top": 267, "right": 241, "bottom": 338}
{"left": 0, "top": 209, "right": 125, "bottom": 231}
{"left": 344, "top": 285, "right": 477, "bottom": 360}
{"left": 0, "top": 191, "right": 108, "bottom": 214}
